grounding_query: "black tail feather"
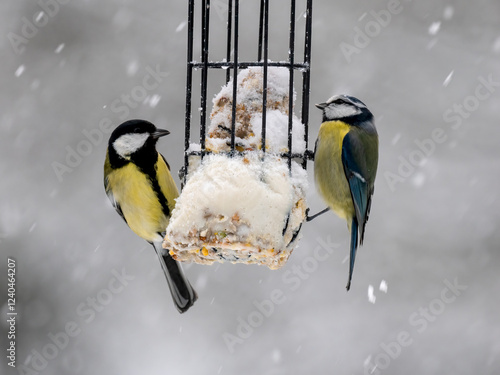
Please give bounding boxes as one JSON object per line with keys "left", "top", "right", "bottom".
{"left": 153, "top": 243, "right": 198, "bottom": 313}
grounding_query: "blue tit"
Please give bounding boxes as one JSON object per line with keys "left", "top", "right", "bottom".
{"left": 104, "top": 119, "right": 197, "bottom": 313}
{"left": 314, "top": 95, "right": 378, "bottom": 290}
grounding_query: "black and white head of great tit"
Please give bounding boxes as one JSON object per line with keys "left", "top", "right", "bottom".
{"left": 107, "top": 119, "right": 170, "bottom": 167}
{"left": 315, "top": 94, "right": 374, "bottom": 126}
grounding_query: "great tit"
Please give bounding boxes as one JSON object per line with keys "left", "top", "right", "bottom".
{"left": 104, "top": 119, "right": 197, "bottom": 313}
{"left": 314, "top": 95, "right": 378, "bottom": 291}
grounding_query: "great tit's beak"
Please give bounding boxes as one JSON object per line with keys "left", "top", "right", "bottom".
{"left": 315, "top": 102, "right": 327, "bottom": 110}
{"left": 152, "top": 128, "right": 170, "bottom": 139}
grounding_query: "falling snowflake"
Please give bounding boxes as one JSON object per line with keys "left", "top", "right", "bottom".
{"left": 55, "top": 43, "right": 65, "bottom": 54}
{"left": 443, "top": 6, "right": 454, "bottom": 20}
{"left": 15, "top": 65, "right": 25, "bottom": 77}
{"left": 127, "top": 60, "right": 139, "bottom": 77}
{"left": 428, "top": 22, "right": 441, "bottom": 36}
{"left": 176, "top": 21, "right": 187, "bottom": 33}
{"left": 35, "top": 11, "right": 45, "bottom": 23}
{"left": 272, "top": 349, "right": 282, "bottom": 363}
{"left": 368, "top": 285, "right": 376, "bottom": 303}
{"left": 149, "top": 94, "right": 161, "bottom": 108}
{"left": 411, "top": 172, "right": 426, "bottom": 188}
{"left": 443, "top": 70, "right": 454, "bottom": 87}
{"left": 379, "top": 280, "right": 388, "bottom": 293}
{"left": 364, "top": 355, "right": 372, "bottom": 367}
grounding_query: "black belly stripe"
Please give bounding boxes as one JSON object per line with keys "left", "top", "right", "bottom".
{"left": 149, "top": 173, "right": 171, "bottom": 219}
{"left": 136, "top": 155, "right": 171, "bottom": 220}
{"left": 131, "top": 146, "right": 172, "bottom": 220}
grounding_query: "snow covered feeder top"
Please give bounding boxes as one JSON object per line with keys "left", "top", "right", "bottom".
{"left": 163, "top": 0, "right": 314, "bottom": 269}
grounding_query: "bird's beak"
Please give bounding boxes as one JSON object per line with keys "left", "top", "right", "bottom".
{"left": 152, "top": 128, "right": 170, "bottom": 139}
{"left": 315, "top": 102, "right": 327, "bottom": 110}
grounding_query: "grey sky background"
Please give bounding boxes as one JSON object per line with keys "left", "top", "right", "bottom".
{"left": 1, "top": 0, "right": 499, "bottom": 374}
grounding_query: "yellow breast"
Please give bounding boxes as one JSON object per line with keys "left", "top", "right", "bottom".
{"left": 314, "top": 120, "right": 354, "bottom": 222}
{"left": 106, "top": 156, "right": 178, "bottom": 242}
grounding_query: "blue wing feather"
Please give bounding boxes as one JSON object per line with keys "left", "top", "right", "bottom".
{"left": 341, "top": 132, "right": 371, "bottom": 243}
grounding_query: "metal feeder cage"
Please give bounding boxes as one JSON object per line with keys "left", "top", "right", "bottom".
{"left": 182, "top": 0, "right": 314, "bottom": 184}
{"left": 164, "top": 0, "right": 315, "bottom": 269}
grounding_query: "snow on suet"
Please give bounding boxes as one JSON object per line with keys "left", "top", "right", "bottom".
{"left": 164, "top": 153, "right": 308, "bottom": 269}
{"left": 206, "top": 67, "right": 306, "bottom": 154}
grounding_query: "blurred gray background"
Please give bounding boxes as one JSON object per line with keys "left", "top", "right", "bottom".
{"left": 1, "top": 0, "right": 499, "bottom": 374}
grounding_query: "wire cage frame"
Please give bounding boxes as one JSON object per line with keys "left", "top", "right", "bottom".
{"left": 183, "top": 0, "right": 314, "bottom": 185}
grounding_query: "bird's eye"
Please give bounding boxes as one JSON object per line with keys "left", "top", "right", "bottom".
{"left": 134, "top": 127, "right": 140, "bottom": 133}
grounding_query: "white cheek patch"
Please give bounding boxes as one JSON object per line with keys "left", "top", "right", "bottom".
{"left": 325, "top": 103, "right": 359, "bottom": 119}
{"left": 113, "top": 133, "right": 149, "bottom": 158}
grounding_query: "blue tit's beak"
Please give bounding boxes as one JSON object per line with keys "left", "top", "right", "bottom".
{"left": 152, "top": 128, "right": 170, "bottom": 139}
{"left": 315, "top": 102, "right": 327, "bottom": 110}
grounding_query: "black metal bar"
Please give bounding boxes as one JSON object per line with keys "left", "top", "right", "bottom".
{"left": 191, "top": 61, "right": 309, "bottom": 69}
{"left": 287, "top": 0, "right": 296, "bottom": 171}
{"left": 184, "top": 0, "right": 195, "bottom": 184}
{"left": 226, "top": 0, "right": 233, "bottom": 83}
{"left": 200, "top": 0, "right": 211, "bottom": 158}
{"left": 260, "top": 0, "right": 269, "bottom": 153}
{"left": 304, "top": 149, "right": 315, "bottom": 160}
{"left": 258, "top": 0, "right": 264, "bottom": 61}
{"left": 230, "top": 0, "right": 239, "bottom": 153}
{"left": 186, "top": 150, "right": 309, "bottom": 159}
{"left": 301, "top": 0, "right": 313, "bottom": 169}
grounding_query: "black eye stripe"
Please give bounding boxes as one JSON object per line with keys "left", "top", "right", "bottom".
{"left": 331, "top": 98, "right": 349, "bottom": 105}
